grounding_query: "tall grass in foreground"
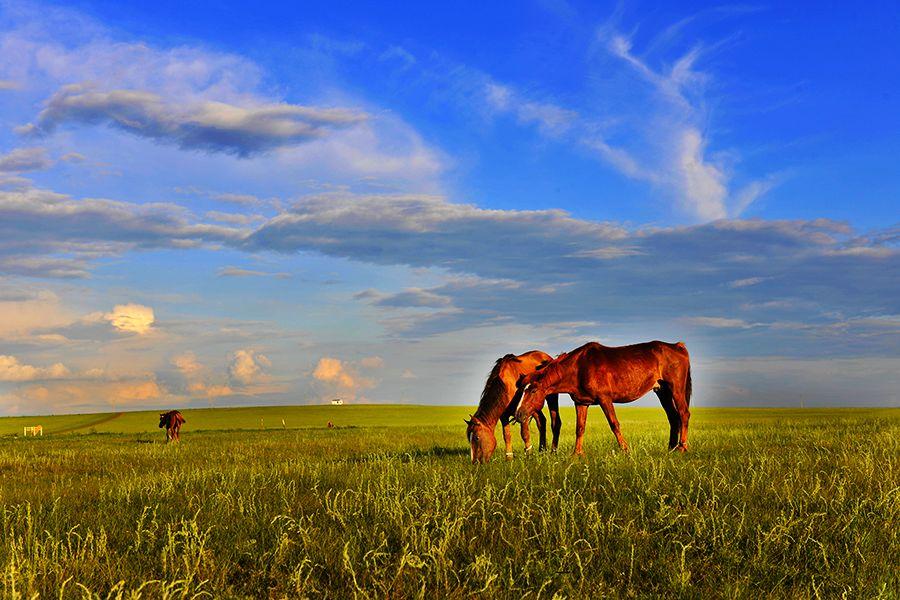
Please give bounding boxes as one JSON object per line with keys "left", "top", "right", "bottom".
{"left": 0, "top": 409, "right": 898, "bottom": 598}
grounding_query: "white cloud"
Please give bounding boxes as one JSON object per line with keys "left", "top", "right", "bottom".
{"left": 673, "top": 128, "right": 728, "bottom": 220}
{"left": 312, "top": 356, "right": 377, "bottom": 400}
{"left": 171, "top": 351, "right": 234, "bottom": 399}
{"left": 0, "top": 354, "right": 70, "bottom": 381}
{"left": 0, "top": 288, "right": 73, "bottom": 339}
{"left": 0, "top": 147, "right": 52, "bottom": 172}
{"left": 60, "top": 152, "right": 86, "bottom": 163}
{"left": 228, "top": 349, "right": 270, "bottom": 385}
{"left": 728, "top": 277, "right": 767, "bottom": 289}
{"left": 360, "top": 356, "right": 384, "bottom": 369}
{"left": 485, "top": 82, "right": 577, "bottom": 137}
{"left": 681, "top": 316, "right": 755, "bottom": 329}
{"left": 480, "top": 21, "right": 776, "bottom": 221}
{"left": 171, "top": 352, "right": 203, "bottom": 376}
{"left": 23, "top": 84, "right": 367, "bottom": 157}
{"left": 312, "top": 357, "right": 356, "bottom": 388}
{"left": 217, "top": 266, "right": 289, "bottom": 278}
{"left": 0, "top": 9, "right": 445, "bottom": 185}
{"left": 105, "top": 304, "right": 155, "bottom": 335}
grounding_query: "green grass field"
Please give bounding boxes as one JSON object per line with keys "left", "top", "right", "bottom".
{"left": 1, "top": 405, "right": 898, "bottom": 598}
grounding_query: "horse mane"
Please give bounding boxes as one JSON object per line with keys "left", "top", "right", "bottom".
{"left": 531, "top": 349, "right": 576, "bottom": 387}
{"left": 474, "top": 354, "right": 519, "bottom": 421}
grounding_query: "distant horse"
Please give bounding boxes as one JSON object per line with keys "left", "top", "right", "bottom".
{"left": 466, "top": 351, "right": 562, "bottom": 463}
{"left": 515, "top": 341, "right": 691, "bottom": 455}
{"left": 158, "top": 410, "right": 186, "bottom": 443}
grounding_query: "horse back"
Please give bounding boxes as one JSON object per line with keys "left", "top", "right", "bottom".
{"left": 575, "top": 341, "right": 689, "bottom": 400}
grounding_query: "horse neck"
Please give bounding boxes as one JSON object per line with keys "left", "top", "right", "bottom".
{"left": 473, "top": 369, "right": 515, "bottom": 427}
{"left": 535, "top": 360, "right": 572, "bottom": 394}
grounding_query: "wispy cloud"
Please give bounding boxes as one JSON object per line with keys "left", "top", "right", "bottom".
{"left": 472, "top": 14, "right": 778, "bottom": 221}
{"left": 217, "top": 266, "right": 290, "bottom": 279}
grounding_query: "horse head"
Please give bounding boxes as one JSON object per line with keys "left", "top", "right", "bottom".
{"left": 465, "top": 415, "right": 497, "bottom": 464}
{"left": 514, "top": 373, "right": 546, "bottom": 424}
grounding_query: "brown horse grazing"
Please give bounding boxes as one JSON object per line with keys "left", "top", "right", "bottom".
{"left": 515, "top": 341, "right": 692, "bottom": 455}
{"left": 158, "top": 410, "right": 186, "bottom": 443}
{"left": 466, "top": 351, "right": 562, "bottom": 463}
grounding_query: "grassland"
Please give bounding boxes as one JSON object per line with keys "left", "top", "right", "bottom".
{"left": 1, "top": 405, "right": 898, "bottom": 599}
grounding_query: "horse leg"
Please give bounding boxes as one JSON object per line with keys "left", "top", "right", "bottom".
{"left": 501, "top": 416, "right": 514, "bottom": 460}
{"left": 671, "top": 384, "right": 691, "bottom": 452}
{"left": 534, "top": 409, "right": 548, "bottom": 451}
{"left": 598, "top": 401, "right": 629, "bottom": 453}
{"left": 655, "top": 385, "right": 681, "bottom": 450}
{"left": 547, "top": 393, "right": 561, "bottom": 452}
{"left": 574, "top": 404, "right": 589, "bottom": 456}
{"left": 519, "top": 417, "right": 534, "bottom": 454}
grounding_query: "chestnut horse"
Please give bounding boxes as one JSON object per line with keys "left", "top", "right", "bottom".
{"left": 465, "top": 351, "right": 562, "bottom": 463}
{"left": 158, "top": 410, "right": 186, "bottom": 443}
{"left": 515, "top": 341, "right": 691, "bottom": 454}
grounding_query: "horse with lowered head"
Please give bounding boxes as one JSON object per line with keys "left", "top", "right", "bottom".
{"left": 159, "top": 410, "right": 186, "bottom": 443}
{"left": 466, "top": 351, "right": 562, "bottom": 463}
{"left": 515, "top": 341, "right": 691, "bottom": 455}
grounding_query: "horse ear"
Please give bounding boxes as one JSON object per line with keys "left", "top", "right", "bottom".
{"left": 463, "top": 418, "right": 471, "bottom": 425}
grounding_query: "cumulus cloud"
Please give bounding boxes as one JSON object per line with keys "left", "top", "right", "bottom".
{"left": 22, "top": 84, "right": 368, "bottom": 157}
{"left": 0, "top": 147, "right": 53, "bottom": 172}
{"left": 228, "top": 349, "right": 271, "bottom": 385}
{"left": 0, "top": 354, "right": 70, "bottom": 381}
{"left": 171, "top": 351, "right": 234, "bottom": 399}
{"left": 105, "top": 304, "right": 154, "bottom": 335}
{"left": 312, "top": 357, "right": 377, "bottom": 400}
{"left": 171, "top": 352, "right": 203, "bottom": 376}
{"left": 360, "top": 356, "right": 384, "bottom": 369}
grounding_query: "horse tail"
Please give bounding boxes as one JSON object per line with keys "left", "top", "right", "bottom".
{"left": 674, "top": 342, "right": 691, "bottom": 406}
{"left": 685, "top": 366, "right": 692, "bottom": 407}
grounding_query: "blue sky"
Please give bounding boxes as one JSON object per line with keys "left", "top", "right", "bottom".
{"left": 0, "top": 0, "right": 897, "bottom": 414}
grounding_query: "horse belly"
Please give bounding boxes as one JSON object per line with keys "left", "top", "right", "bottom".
{"left": 589, "top": 369, "right": 658, "bottom": 403}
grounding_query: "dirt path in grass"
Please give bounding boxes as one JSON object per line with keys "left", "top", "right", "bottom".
{"left": 51, "top": 412, "right": 125, "bottom": 434}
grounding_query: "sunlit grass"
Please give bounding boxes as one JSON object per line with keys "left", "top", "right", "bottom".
{"left": 0, "top": 406, "right": 897, "bottom": 598}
